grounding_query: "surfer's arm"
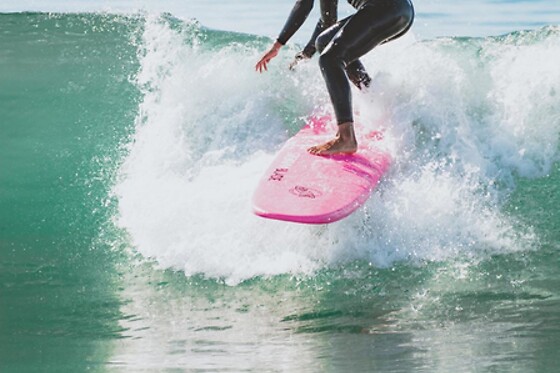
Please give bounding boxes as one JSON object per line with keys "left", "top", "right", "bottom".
{"left": 277, "top": 0, "right": 315, "bottom": 46}
{"left": 288, "top": 20, "right": 323, "bottom": 70}
{"left": 301, "top": 20, "right": 326, "bottom": 58}
{"left": 289, "top": 0, "right": 338, "bottom": 69}
{"left": 257, "top": 0, "right": 314, "bottom": 73}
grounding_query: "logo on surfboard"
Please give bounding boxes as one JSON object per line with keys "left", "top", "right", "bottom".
{"left": 268, "top": 168, "right": 288, "bottom": 181}
{"left": 289, "top": 185, "right": 322, "bottom": 199}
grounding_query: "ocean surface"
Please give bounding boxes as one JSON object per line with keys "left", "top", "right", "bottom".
{"left": 1, "top": 1, "right": 559, "bottom": 371}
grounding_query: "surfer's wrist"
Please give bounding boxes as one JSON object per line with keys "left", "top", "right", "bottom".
{"left": 272, "top": 41, "right": 283, "bottom": 51}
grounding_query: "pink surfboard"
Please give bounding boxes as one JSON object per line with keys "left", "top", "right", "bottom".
{"left": 252, "top": 115, "right": 391, "bottom": 224}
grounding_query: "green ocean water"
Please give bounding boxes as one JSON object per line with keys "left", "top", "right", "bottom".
{"left": 1, "top": 12, "right": 560, "bottom": 372}
{"left": 0, "top": 13, "right": 139, "bottom": 370}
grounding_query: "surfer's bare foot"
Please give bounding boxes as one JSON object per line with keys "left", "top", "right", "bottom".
{"left": 308, "top": 122, "right": 358, "bottom": 155}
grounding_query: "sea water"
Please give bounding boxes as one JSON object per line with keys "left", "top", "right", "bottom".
{"left": 1, "top": 1, "right": 559, "bottom": 372}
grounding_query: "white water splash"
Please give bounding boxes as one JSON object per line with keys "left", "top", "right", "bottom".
{"left": 114, "top": 17, "right": 557, "bottom": 284}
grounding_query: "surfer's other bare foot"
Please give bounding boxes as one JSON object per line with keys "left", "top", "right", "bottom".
{"left": 308, "top": 122, "right": 358, "bottom": 155}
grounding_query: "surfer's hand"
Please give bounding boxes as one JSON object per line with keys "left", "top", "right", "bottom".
{"left": 289, "top": 46, "right": 314, "bottom": 70}
{"left": 256, "top": 41, "right": 282, "bottom": 73}
{"left": 289, "top": 51, "right": 309, "bottom": 70}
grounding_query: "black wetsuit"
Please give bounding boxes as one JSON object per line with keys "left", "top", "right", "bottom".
{"left": 277, "top": 0, "right": 414, "bottom": 124}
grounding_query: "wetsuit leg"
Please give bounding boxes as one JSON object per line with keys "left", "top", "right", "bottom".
{"left": 315, "top": 17, "right": 371, "bottom": 90}
{"left": 318, "top": 0, "right": 414, "bottom": 124}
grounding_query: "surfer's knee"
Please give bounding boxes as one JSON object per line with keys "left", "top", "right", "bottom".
{"left": 318, "top": 47, "right": 346, "bottom": 73}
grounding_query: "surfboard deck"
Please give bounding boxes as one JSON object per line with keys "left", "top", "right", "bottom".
{"left": 252, "top": 115, "right": 391, "bottom": 224}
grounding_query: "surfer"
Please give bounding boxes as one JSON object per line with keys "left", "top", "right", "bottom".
{"left": 256, "top": 0, "right": 414, "bottom": 155}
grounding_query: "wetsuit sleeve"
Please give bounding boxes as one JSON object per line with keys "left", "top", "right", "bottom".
{"left": 277, "top": 0, "right": 315, "bottom": 45}
{"left": 301, "top": 20, "right": 325, "bottom": 57}
{"left": 301, "top": 0, "right": 338, "bottom": 57}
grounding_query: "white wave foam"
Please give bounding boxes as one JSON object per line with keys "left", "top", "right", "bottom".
{"left": 114, "top": 18, "right": 555, "bottom": 284}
